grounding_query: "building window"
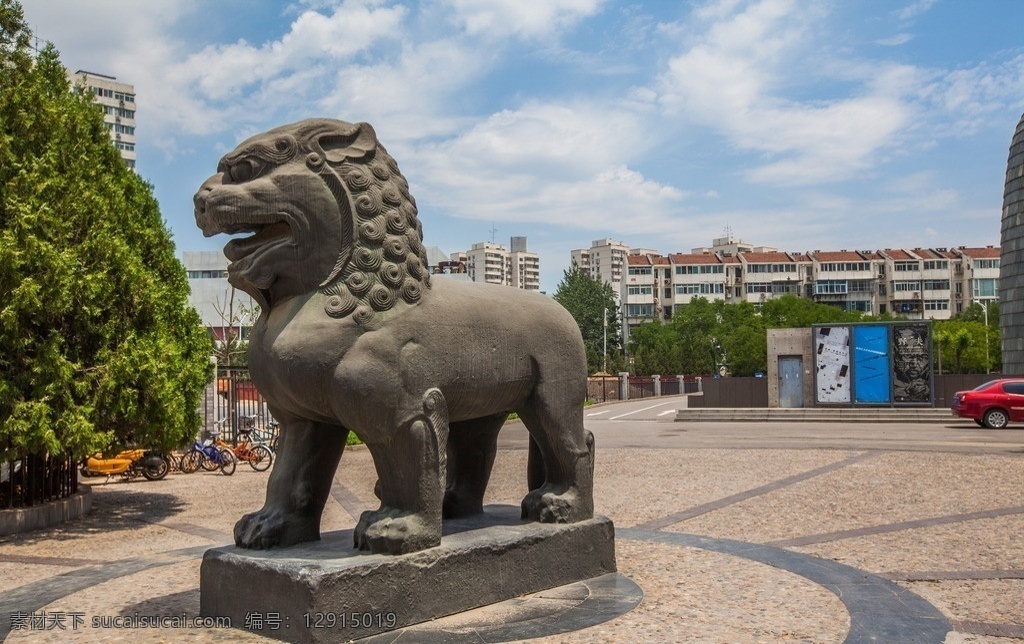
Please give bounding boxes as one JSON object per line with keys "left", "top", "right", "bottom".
{"left": 973, "top": 278, "right": 998, "bottom": 297}
{"left": 923, "top": 260, "right": 948, "bottom": 270}
{"left": 893, "top": 280, "right": 920, "bottom": 292}
{"left": 894, "top": 261, "right": 920, "bottom": 271}
{"left": 973, "top": 259, "right": 1000, "bottom": 269}
{"left": 814, "top": 280, "right": 848, "bottom": 294}
{"left": 626, "top": 304, "right": 654, "bottom": 317}
{"left": 924, "top": 300, "right": 950, "bottom": 310}
{"left": 627, "top": 285, "right": 653, "bottom": 295}
{"left": 746, "top": 283, "right": 771, "bottom": 294}
{"left": 922, "top": 279, "right": 950, "bottom": 291}
{"left": 820, "top": 262, "right": 870, "bottom": 272}
{"left": 628, "top": 266, "right": 652, "bottom": 276}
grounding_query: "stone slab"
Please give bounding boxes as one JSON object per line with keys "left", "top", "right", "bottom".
{"left": 200, "top": 505, "right": 616, "bottom": 643}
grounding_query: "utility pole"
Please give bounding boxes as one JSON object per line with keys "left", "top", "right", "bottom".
{"left": 603, "top": 307, "right": 608, "bottom": 373}
{"left": 984, "top": 302, "right": 990, "bottom": 374}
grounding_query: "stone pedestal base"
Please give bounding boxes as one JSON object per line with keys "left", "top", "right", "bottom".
{"left": 200, "top": 505, "right": 616, "bottom": 643}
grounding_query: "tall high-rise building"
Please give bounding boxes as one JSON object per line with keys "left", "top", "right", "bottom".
{"left": 68, "top": 70, "right": 136, "bottom": 169}
{"left": 570, "top": 238, "right": 629, "bottom": 293}
{"left": 459, "top": 237, "right": 541, "bottom": 290}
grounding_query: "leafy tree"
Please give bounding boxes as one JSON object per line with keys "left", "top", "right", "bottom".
{"left": 554, "top": 265, "right": 621, "bottom": 373}
{"left": 934, "top": 310, "right": 1000, "bottom": 374}
{"left": 629, "top": 295, "right": 879, "bottom": 377}
{"left": 0, "top": 1, "right": 212, "bottom": 458}
{"left": 629, "top": 321, "right": 683, "bottom": 375}
{"left": 211, "top": 286, "right": 258, "bottom": 367}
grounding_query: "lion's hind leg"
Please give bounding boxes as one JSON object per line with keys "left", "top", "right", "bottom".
{"left": 517, "top": 391, "right": 594, "bottom": 524}
{"left": 443, "top": 413, "right": 505, "bottom": 519}
{"left": 354, "top": 388, "right": 449, "bottom": 555}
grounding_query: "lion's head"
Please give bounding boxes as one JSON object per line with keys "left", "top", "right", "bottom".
{"left": 194, "top": 118, "right": 430, "bottom": 324}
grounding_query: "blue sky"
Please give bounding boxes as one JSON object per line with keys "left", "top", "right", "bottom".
{"left": 23, "top": 0, "right": 1024, "bottom": 292}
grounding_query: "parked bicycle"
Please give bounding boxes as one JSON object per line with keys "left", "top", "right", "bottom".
{"left": 180, "top": 434, "right": 236, "bottom": 475}
{"left": 214, "top": 418, "right": 273, "bottom": 471}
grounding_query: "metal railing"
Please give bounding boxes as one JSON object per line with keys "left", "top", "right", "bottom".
{"left": 1, "top": 452, "right": 79, "bottom": 509}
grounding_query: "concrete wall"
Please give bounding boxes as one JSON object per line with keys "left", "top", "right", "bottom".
{"left": 766, "top": 328, "right": 813, "bottom": 408}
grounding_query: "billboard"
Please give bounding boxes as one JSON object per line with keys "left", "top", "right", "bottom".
{"left": 892, "top": 324, "right": 931, "bottom": 404}
{"left": 812, "top": 322, "right": 932, "bottom": 406}
{"left": 852, "top": 325, "right": 890, "bottom": 403}
{"left": 814, "top": 326, "right": 850, "bottom": 403}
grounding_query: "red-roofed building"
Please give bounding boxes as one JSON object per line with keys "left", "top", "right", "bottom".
{"left": 956, "top": 246, "right": 1001, "bottom": 310}
{"left": 575, "top": 238, "right": 998, "bottom": 344}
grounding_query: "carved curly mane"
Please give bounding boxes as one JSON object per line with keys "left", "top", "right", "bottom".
{"left": 301, "top": 120, "right": 431, "bottom": 324}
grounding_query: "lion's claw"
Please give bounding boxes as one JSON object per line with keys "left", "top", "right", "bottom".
{"left": 234, "top": 509, "right": 319, "bottom": 549}
{"left": 354, "top": 508, "right": 439, "bottom": 555}
{"left": 521, "top": 487, "right": 586, "bottom": 523}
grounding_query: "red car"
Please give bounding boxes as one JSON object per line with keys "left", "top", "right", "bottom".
{"left": 951, "top": 379, "right": 1024, "bottom": 429}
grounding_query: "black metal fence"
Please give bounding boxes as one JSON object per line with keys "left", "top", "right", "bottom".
{"left": 200, "top": 367, "right": 274, "bottom": 444}
{"left": 203, "top": 369, "right": 700, "bottom": 431}
{"left": 1, "top": 452, "right": 79, "bottom": 509}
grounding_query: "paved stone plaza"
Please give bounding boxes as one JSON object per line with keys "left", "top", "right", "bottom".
{"left": 1, "top": 404, "right": 1023, "bottom": 642}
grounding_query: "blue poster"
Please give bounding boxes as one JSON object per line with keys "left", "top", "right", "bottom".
{"left": 853, "top": 325, "right": 890, "bottom": 403}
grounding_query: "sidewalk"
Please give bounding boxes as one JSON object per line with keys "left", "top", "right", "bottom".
{"left": 1, "top": 433, "right": 1022, "bottom": 642}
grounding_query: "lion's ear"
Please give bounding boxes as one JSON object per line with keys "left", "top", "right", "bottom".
{"left": 319, "top": 122, "right": 378, "bottom": 164}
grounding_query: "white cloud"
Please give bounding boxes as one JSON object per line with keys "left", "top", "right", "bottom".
{"left": 656, "top": 0, "right": 918, "bottom": 186}
{"left": 183, "top": 3, "right": 406, "bottom": 103}
{"left": 442, "top": 0, "right": 603, "bottom": 40}
{"left": 876, "top": 33, "right": 913, "bottom": 46}
{"left": 409, "top": 102, "right": 685, "bottom": 234}
{"left": 896, "top": 0, "right": 938, "bottom": 22}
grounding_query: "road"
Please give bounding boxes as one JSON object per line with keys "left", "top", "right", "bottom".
{"left": 498, "top": 398, "right": 1024, "bottom": 454}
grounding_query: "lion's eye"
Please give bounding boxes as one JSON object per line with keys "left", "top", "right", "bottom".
{"left": 229, "top": 159, "right": 262, "bottom": 183}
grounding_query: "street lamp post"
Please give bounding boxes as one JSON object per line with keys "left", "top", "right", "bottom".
{"left": 983, "top": 303, "right": 990, "bottom": 374}
{"left": 603, "top": 307, "right": 608, "bottom": 373}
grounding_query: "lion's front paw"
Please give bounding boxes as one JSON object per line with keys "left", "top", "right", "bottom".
{"left": 521, "top": 486, "right": 590, "bottom": 523}
{"left": 234, "top": 509, "right": 319, "bottom": 549}
{"left": 354, "top": 508, "right": 440, "bottom": 555}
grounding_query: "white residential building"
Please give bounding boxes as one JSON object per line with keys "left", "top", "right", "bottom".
{"left": 582, "top": 239, "right": 999, "bottom": 329}
{"left": 570, "top": 238, "right": 629, "bottom": 296}
{"left": 68, "top": 70, "right": 136, "bottom": 169}
{"left": 460, "top": 237, "right": 540, "bottom": 290}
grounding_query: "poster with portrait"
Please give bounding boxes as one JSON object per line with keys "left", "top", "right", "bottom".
{"left": 892, "top": 324, "right": 931, "bottom": 404}
{"left": 814, "top": 326, "right": 851, "bottom": 404}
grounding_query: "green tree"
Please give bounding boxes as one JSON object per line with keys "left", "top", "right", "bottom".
{"left": 554, "top": 265, "right": 621, "bottom": 373}
{"left": 629, "top": 321, "right": 683, "bottom": 375}
{"left": 934, "top": 314, "right": 999, "bottom": 374}
{"left": 0, "top": 1, "right": 212, "bottom": 458}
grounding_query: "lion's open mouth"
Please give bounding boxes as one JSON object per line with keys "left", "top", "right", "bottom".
{"left": 223, "top": 221, "right": 292, "bottom": 262}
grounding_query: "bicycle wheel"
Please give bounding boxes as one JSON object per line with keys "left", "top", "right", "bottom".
{"left": 249, "top": 445, "right": 273, "bottom": 471}
{"left": 180, "top": 450, "right": 203, "bottom": 474}
{"left": 200, "top": 449, "right": 220, "bottom": 471}
{"left": 218, "top": 448, "right": 236, "bottom": 476}
{"left": 141, "top": 455, "right": 170, "bottom": 481}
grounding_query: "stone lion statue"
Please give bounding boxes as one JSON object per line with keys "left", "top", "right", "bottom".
{"left": 194, "top": 118, "right": 594, "bottom": 555}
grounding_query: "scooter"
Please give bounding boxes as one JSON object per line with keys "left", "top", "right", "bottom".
{"left": 80, "top": 449, "right": 171, "bottom": 481}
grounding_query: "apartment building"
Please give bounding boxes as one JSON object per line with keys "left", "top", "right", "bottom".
{"left": 597, "top": 240, "right": 999, "bottom": 334}
{"left": 957, "top": 247, "right": 1001, "bottom": 313}
{"left": 570, "top": 238, "right": 630, "bottom": 296}
{"left": 508, "top": 236, "right": 541, "bottom": 290}
{"left": 459, "top": 237, "right": 541, "bottom": 290}
{"left": 740, "top": 251, "right": 804, "bottom": 305}
{"left": 806, "top": 250, "right": 882, "bottom": 314}
{"left": 68, "top": 70, "right": 136, "bottom": 169}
